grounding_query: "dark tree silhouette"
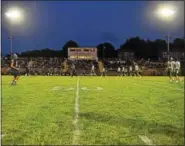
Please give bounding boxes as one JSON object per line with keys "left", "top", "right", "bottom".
{"left": 62, "top": 40, "right": 79, "bottom": 58}
{"left": 96, "top": 42, "right": 117, "bottom": 59}
{"left": 8, "top": 37, "right": 184, "bottom": 60}
{"left": 172, "top": 38, "right": 184, "bottom": 52}
{"left": 20, "top": 48, "right": 63, "bottom": 57}
{"left": 96, "top": 43, "right": 104, "bottom": 59}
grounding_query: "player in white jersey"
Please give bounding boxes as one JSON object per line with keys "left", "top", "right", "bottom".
{"left": 91, "top": 64, "right": 96, "bottom": 76}
{"left": 167, "top": 57, "right": 174, "bottom": 82}
{"left": 117, "top": 67, "right": 121, "bottom": 76}
{"left": 121, "top": 66, "right": 125, "bottom": 76}
{"left": 129, "top": 65, "right": 133, "bottom": 76}
{"left": 101, "top": 67, "right": 106, "bottom": 76}
{"left": 27, "top": 59, "right": 33, "bottom": 76}
{"left": 172, "top": 59, "right": 176, "bottom": 77}
{"left": 134, "top": 63, "right": 141, "bottom": 77}
{"left": 124, "top": 66, "right": 128, "bottom": 76}
{"left": 174, "top": 59, "right": 181, "bottom": 82}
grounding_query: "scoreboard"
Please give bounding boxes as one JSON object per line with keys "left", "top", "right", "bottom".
{"left": 68, "top": 48, "right": 97, "bottom": 60}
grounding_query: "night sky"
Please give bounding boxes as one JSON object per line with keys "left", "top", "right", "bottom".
{"left": 2, "top": 1, "right": 184, "bottom": 55}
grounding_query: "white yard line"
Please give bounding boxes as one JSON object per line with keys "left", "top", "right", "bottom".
{"left": 1, "top": 134, "right": 6, "bottom": 140}
{"left": 139, "top": 135, "right": 155, "bottom": 145}
{"left": 72, "top": 76, "right": 80, "bottom": 145}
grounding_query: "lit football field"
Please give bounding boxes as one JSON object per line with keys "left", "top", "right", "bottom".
{"left": 2, "top": 76, "right": 184, "bottom": 145}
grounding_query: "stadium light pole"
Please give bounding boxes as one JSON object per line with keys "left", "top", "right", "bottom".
{"left": 5, "top": 9, "right": 22, "bottom": 56}
{"left": 157, "top": 6, "right": 175, "bottom": 60}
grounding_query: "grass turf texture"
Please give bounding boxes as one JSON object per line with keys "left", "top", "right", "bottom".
{"left": 2, "top": 76, "right": 184, "bottom": 145}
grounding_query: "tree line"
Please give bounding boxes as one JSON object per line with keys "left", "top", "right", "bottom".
{"left": 6, "top": 37, "right": 184, "bottom": 59}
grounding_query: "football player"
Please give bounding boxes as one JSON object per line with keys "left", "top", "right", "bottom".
{"left": 174, "top": 59, "right": 181, "bottom": 83}
{"left": 117, "top": 67, "right": 121, "bottom": 76}
{"left": 101, "top": 67, "right": 106, "bottom": 76}
{"left": 124, "top": 66, "right": 128, "bottom": 76}
{"left": 10, "top": 54, "right": 20, "bottom": 85}
{"left": 91, "top": 64, "right": 96, "bottom": 76}
{"left": 121, "top": 66, "right": 125, "bottom": 76}
{"left": 129, "top": 65, "right": 133, "bottom": 76}
{"left": 71, "top": 63, "right": 76, "bottom": 77}
{"left": 167, "top": 57, "right": 174, "bottom": 82}
{"left": 134, "top": 62, "right": 141, "bottom": 77}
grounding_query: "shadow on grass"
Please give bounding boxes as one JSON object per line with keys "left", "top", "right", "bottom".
{"left": 80, "top": 112, "right": 184, "bottom": 138}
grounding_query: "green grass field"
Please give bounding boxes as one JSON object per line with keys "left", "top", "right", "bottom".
{"left": 2, "top": 76, "right": 184, "bottom": 145}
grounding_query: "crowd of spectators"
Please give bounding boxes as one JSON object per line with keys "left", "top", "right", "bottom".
{"left": 1, "top": 56, "right": 183, "bottom": 76}
{"left": 2, "top": 57, "right": 65, "bottom": 75}
{"left": 1, "top": 57, "right": 99, "bottom": 76}
{"left": 67, "top": 60, "right": 98, "bottom": 75}
{"left": 102, "top": 58, "right": 166, "bottom": 71}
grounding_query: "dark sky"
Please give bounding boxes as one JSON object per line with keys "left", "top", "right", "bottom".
{"left": 2, "top": 1, "right": 184, "bottom": 55}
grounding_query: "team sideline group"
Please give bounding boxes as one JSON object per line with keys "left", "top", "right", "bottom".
{"left": 9, "top": 54, "right": 181, "bottom": 85}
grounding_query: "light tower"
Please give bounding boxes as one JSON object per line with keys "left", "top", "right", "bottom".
{"left": 5, "top": 8, "right": 23, "bottom": 56}
{"left": 156, "top": 5, "right": 176, "bottom": 60}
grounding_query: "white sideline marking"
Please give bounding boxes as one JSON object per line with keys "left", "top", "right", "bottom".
{"left": 97, "top": 87, "right": 103, "bottom": 91}
{"left": 52, "top": 88, "right": 60, "bottom": 91}
{"left": 72, "top": 76, "right": 80, "bottom": 145}
{"left": 52, "top": 86, "right": 62, "bottom": 91}
{"left": 81, "top": 86, "right": 104, "bottom": 91}
{"left": 81, "top": 87, "right": 88, "bottom": 90}
{"left": 139, "top": 135, "right": 155, "bottom": 145}
{"left": 65, "top": 87, "right": 75, "bottom": 91}
{"left": 52, "top": 87, "right": 75, "bottom": 91}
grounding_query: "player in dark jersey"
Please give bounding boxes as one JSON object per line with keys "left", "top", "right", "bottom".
{"left": 71, "top": 63, "right": 76, "bottom": 77}
{"left": 10, "top": 54, "right": 20, "bottom": 85}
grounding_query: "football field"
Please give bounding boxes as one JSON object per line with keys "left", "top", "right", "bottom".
{"left": 1, "top": 76, "right": 184, "bottom": 145}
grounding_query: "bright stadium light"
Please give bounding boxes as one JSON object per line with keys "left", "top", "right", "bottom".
{"left": 5, "top": 8, "right": 24, "bottom": 55}
{"left": 5, "top": 8, "right": 23, "bottom": 23}
{"left": 161, "top": 8, "right": 175, "bottom": 17}
{"left": 155, "top": 4, "right": 176, "bottom": 21}
{"left": 6, "top": 10, "right": 21, "bottom": 19}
